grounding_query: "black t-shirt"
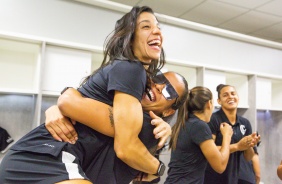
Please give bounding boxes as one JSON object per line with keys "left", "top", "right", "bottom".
{"left": 165, "top": 113, "right": 212, "bottom": 184}
{"left": 84, "top": 112, "right": 158, "bottom": 184}
{"left": 77, "top": 60, "right": 154, "bottom": 184}
{"left": 11, "top": 60, "right": 159, "bottom": 184}
{"left": 78, "top": 59, "right": 146, "bottom": 103}
{"left": 11, "top": 60, "right": 146, "bottom": 157}
{"left": 204, "top": 108, "right": 252, "bottom": 184}
{"left": 238, "top": 147, "right": 258, "bottom": 184}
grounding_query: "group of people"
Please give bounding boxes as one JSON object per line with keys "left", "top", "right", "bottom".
{"left": 0, "top": 5, "right": 261, "bottom": 184}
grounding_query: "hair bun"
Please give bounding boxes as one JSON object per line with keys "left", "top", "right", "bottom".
{"left": 216, "top": 84, "right": 224, "bottom": 92}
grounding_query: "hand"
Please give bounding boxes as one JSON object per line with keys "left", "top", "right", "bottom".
{"left": 149, "top": 111, "right": 171, "bottom": 150}
{"left": 251, "top": 132, "right": 261, "bottom": 146}
{"left": 45, "top": 105, "right": 78, "bottom": 144}
{"left": 237, "top": 133, "right": 258, "bottom": 151}
{"left": 220, "top": 122, "right": 233, "bottom": 137}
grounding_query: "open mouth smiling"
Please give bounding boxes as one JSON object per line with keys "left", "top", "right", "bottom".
{"left": 148, "top": 39, "right": 161, "bottom": 49}
{"left": 145, "top": 87, "right": 156, "bottom": 102}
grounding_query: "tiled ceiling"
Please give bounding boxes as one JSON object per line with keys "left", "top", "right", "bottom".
{"left": 108, "top": 0, "right": 282, "bottom": 44}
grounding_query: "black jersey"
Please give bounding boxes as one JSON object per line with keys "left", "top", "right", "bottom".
{"left": 238, "top": 146, "right": 258, "bottom": 184}
{"left": 78, "top": 59, "right": 146, "bottom": 103}
{"left": 165, "top": 113, "right": 213, "bottom": 184}
{"left": 204, "top": 108, "right": 252, "bottom": 184}
{"left": 77, "top": 59, "right": 157, "bottom": 183}
{"left": 0, "top": 60, "right": 159, "bottom": 184}
{"left": 84, "top": 112, "right": 158, "bottom": 184}
{"left": 10, "top": 60, "right": 146, "bottom": 157}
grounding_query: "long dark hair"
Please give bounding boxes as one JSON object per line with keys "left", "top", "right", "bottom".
{"left": 80, "top": 6, "right": 165, "bottom": 86}
{"left": 172, "top": 73, "right": 189, "bottom": 110}
{"left": 170, "top": 86, "right": 212, "bottom": 150}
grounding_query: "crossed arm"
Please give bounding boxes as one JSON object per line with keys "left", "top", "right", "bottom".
{"left": 45, "top": 88, "right": 171, "bottom": 175}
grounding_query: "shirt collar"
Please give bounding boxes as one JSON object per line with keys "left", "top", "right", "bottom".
{"left": 218, "top": 108, "right": 240, "bottom": 127}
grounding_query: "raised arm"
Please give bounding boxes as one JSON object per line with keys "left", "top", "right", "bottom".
{"left": 113, "top": 91, "right": 160, "bottom": 175}
{"left": 46, "top": 88, "right": 166, "bottom": 174}
{"left": 47, "top": 88, "right": 170, "bottom": 144}
{"left": 57, "top": 88, "right": 114, "bottom": 137}
{"left": 201, "top": 123, "right": 232, "bottom": 173}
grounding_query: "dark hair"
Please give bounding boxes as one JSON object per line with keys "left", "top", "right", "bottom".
{"left": 216, "top": 84, "right": 238, "bottom": 99}
{"left": 80, "top": 6, "right": 165, "bottom": 85}
{"left": 169, "top": 86, "right": 212, "bottom": 150}
{"left": 171, "top": 73, "right": 189, "bottom": 110}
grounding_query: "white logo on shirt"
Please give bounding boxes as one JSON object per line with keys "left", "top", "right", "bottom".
{"left": 43, "top": 143, "right": 55, "bottom": 148}
{"left": 240, "top": 125, "right": 246, "bottom": 135}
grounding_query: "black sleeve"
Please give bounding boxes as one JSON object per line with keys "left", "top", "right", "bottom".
{"left": 108, "top": 61, "right": 146, "bottom": 101}
{"left": 191, "top": 121, "right": 213, "bottom": 145}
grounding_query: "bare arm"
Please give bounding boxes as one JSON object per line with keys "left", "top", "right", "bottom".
{"left": 212, "top": 134, "right": 241, "bottom": 153}
{"left": 252, "top": 154, "right": 261, "bottom": 184}
{"left": 46, "top": 88, "right": 166, "bottom": 174}
{"left": 45, "top": 105, "right": 78, "bottom": 143}
{"left": 201, "top": 123, "right": 232, "bottom": 173}
{"left": 277, "top": 160, "right": 282, "bottom": 180}
{"left": 243, "top": 147, "right": 255, "bottom": 161}
{"left": 57, "top": 88, "right": 114, "bottom": 137}
{"left": 213, "top": 132, "right": 259, "bottom": 155}
{"left": 113, "top": 91, "right": 159, "bottom": 174}
{"left": 243, "top": 133, "right": 260, "bottom": 161}
{"left": 46, "top": 88, "right": 171, "bottom": 148}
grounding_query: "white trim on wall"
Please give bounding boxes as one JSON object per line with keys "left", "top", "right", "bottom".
{"left": 74, "top": 0, "right": 282, "bottom": 50}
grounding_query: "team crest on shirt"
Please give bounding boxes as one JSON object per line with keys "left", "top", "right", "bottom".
{"left": 240, "top": 125, "right": 246, "bottom": 135}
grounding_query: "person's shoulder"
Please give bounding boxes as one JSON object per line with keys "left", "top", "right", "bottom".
{"left": 113, "top": 59, "right": 143, "bottom": 67}
{"left": 112, "top": 59, "right": 145, "bottom": 73}
{"left": 215, "top": 108, "right": 224, "bottom": 114}
{"left": 210, "top": 110, "right": 222, "bottom": 121}
{"left": 237, "top": 115, "right": 250, "bottom": 124}
{"left": 195, "top": 120, "right": 210, "bottom": 130}
{"left": 188, "top": 117, "right": 212, "bottom": 139}
{"left": 188, "top": 115, "right": 209, "bottom": 128}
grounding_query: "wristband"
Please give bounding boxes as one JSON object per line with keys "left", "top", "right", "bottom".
{"left": 153, "top": 160, "right": 166, "bottom": 177}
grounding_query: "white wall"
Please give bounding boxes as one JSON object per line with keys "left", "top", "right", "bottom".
{"left": 0, "top": 0, "right": 119, "bottom": 46}
{"left": 1, "top": 0, "right": 282, "bottom": 78}
{"left": 162, "top": 24, "right": 282, "bottom": 76}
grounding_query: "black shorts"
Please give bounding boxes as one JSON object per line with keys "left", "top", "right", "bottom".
{"left": 0, "top": 149, "right": 89, "bottom": 184}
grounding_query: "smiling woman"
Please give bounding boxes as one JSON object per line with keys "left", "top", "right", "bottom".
{"left": 204, "top": 84, "right": 260, "bottom": 184}
{"left": 0, "top": 6, "right": 174, "bottom": 184}
{"left": 132, "top": 12, "right": 162, "bottom": 64}
{"left": 151, "top": 69, "right": 179, "bottom": 101}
